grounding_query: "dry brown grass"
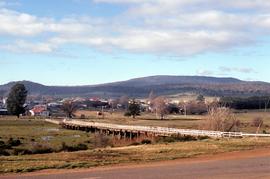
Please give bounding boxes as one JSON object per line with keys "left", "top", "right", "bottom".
{"left": 75, "top": 110, "right": 270, "bottom": 133}
{"left": 1, "top": 137, "right": 270, "bottom": 173}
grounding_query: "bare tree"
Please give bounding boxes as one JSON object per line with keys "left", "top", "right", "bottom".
{"left": 202, "top": 104, "right": 240, "bottom": 132}
{"left": 185, "top": 101, "right": 208, "bottom": 115}
{"left": 251, "top": 117, "right": 264, "bottom": 134}
{"left": 62, "top": 100, "right": 77, "bottom": 118}
{"left": 152, "top": 96, "right": 168, "bottom": 120}
{"left": 109, "top": 98, "right": 119, "bottom": 114}
{"left": 148, "top": 90, "right": 155, "bottom": 103}
{"left": 119, "top": 95, "right": 129, "bottom": 109}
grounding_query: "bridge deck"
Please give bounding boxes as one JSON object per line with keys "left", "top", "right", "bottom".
{"left": 45, "top": 119, "right": 270, "bottom": 138}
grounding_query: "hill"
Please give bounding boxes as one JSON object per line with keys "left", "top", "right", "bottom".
{"left": 1, "top": 76, "right": 270, "bottom": 98}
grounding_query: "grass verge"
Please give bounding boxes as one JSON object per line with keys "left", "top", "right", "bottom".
{"left": 1, "top": 137, "right": 270, "bottom": 173}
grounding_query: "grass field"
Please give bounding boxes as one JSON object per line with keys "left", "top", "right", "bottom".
{"left": 1, "top": 137, "right": 270, "bottom": 173}
{"left": 1, "top": 111, "right": 270, "bottom": 174}
{"left": 76, "top": 110, "right": 270, "bottom": 133}
{"left": 0, "top": 118, "right": 96, "bottom": 156}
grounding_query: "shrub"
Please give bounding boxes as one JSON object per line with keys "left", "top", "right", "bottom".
{"left": 0, "top": 140, "right": 6, "bottom": 149}
{"left": 251, "top": 117, "right": 264, "bottom": 127}
{"left": 93, "top": 134, "right": 112, "bottom": 148}
{"left": 130, "top": 142, "right": 140, "bottom": 146}
{"left": 31, "top": 143, "right": 54, "bottom": 154}
{"left": 80, "top": 114, "right": 86, "bottom": 119}
{"left": 197, "top": 136, "right": 209, "bottom": 140}
{"left": 184, "top": 101, "right": 208, "bottom": 115}
{"left": 156, "top": 135, "right": 198, "bottom": 143}
{"left": 251, "top": 117, "right": 264, "bottom": 134}
{"left": 141, "top": 139, "right": 152, "bottom": 144}
{"left": 7, "top": 138, "right": 21, "bottom": 147}
{"left": 60, "top": 142, "right": 88, "bottom": 152}
{"left": 13, "top": 148, "right": 32, "bottom": 155}
{"left": 0, "top": 148, "right": 10, "bottom": 156}
{"left": 202, "top": 106, "right": 240, "bottom": 132}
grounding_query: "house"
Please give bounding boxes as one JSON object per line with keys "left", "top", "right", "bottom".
{"left": 29, "top": 105, "right": 50, "bottom": 117}
{"left": 0, "top": 108, "right": 8, "bottom": 115}
{"left": 0, "top": 97, "right": 7, "bottom": 108}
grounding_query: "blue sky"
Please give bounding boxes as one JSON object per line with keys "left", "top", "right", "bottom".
{"left": 0, "top": 0, "right": 270, "bottom": 85}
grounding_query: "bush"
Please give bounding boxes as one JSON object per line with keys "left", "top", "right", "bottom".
{"left": 141, "top": 139, "right": 152, "bottom": 144}
{"left": 197, "top": 136, "right": 209, "bottom": 140}
{"left": 157, "top": 135, "right": 198, "bottom": 143}
{"left": 251, "top": 117, "right": 264, "bottom": 127}
{"left": 13, "top": 148, "right": 32, "bottom": 155}
{"left": 80, "top": 114, "right": 86, "bottom": 119}
{"left": 0, "top": 148, "right": 10, "bottom": 156}
{"left": 93, "top": 134, "right": 112, "bottom": 148}
{"left": 202, "top": 106, "right": 240, "bottom": 132}
{"left": 31, "top": 143, "right": 54, "bottom": 154}
{"left": 0, "top": 140, "right": 7, "bottom": 149}
{"left": 130, "top": 142, "right": 140, "bottom": 146}
{"left": 7, "top": 138, "right": 21, "bottom": 147}
{"left": 60, "top": 142, "right": 88, "bottom": 152}
{"left": 184, "top": 101, "right": 208, "bottom": 115}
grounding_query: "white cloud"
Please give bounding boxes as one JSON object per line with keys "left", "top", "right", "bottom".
{"left": 219, "top": 67, "right": 257, "bottom": 74}
{"left": 0, "top": 40, "right": 56, "bottom": 53}
{"left": 196, "top": 69, "right": 214, "bottom": 76}
{"left": 1, "top": 0, "right": 270, "bottom": 55}
{"left": 197, "top": 67, "right": 257, "bottom": 77}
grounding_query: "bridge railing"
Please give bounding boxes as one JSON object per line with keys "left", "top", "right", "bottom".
{"left": 46, "top": 119, "right": 270, "bottom": 138}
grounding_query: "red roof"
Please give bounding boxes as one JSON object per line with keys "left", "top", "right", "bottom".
{"left": 31, "top": 105, "right": 47, "bottom": 113}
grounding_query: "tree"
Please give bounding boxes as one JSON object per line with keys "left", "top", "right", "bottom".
{"left": 153, "top": 96, "right": 168, "bottom": 120}
{"left": 119, "top": 95, "right": 129, "bottom": 109}
{"left": 251, "top": 117, "right": 264, "bottom": 134}
{"left": 7, "top": 83, "right": 28, "bottom": 118}
{"left": 202, "top": 104, "right": 240, "bottom": 132}
{"left": 196, "top": 94, "right": 205, "bottom": 103}
{"left": 62, "top": 100, "right": 77, "bottom": 118}
{"left": 148, "top": 90, "right": 155, "bottom": 103}
{"left": 185, "top": 101, "right": 208, "bottom": 115}
{"left": 125, "top": 99, "right": 141, "bottom": 118}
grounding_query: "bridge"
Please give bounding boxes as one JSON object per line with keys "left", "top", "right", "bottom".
{"left": 45, "top": 119, "right": 270, "bottom": 139}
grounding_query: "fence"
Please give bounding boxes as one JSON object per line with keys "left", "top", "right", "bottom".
{"left": 45, "top": 119, "right": 270, "bottom": 138}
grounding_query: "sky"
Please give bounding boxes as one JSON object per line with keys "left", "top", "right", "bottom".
{"left": 0, "top": 0, "right": 270, "bottom": 85}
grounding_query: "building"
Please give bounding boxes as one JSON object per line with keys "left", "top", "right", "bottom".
{"left": 0, "top": 108, "right": 8, "bottom": 115}
{"left": 29, "top": 105, "right": 50, "bottom": 117}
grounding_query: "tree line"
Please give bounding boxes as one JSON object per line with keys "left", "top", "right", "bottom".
{"left": 220, "top": 96, "right": 270, "bottom": 110}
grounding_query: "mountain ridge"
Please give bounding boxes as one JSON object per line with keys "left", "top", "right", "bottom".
{"left": 1, "top": 76, "right": 270, "bottom": 98}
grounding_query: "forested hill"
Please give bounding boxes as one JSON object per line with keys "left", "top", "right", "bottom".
{"left": 0, "top": 76, "right": 270, "bottom": 98}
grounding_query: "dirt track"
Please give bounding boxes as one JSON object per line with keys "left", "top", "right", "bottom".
{"left": 1, "top": 148, "right": 270, "bottom": 179}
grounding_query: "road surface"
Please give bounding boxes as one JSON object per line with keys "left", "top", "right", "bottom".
{"left": 1, "top": 148, "right": 270, "bottom": 179}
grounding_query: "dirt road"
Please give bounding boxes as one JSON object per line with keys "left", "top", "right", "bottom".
{"left": 1, "top": 148, "right": 270, "bottom": 179}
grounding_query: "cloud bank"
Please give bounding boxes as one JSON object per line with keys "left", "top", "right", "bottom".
{"left": 1, "top": 0, "right": 270, "bottom": 55}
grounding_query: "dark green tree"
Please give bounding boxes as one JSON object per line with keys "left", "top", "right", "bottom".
{"left": 196, "top": 94, "right": 205, "bottom": 103}
{"left": 125, "top": 99, "right": 141, "bottom": 119}
{"left": 7, "top": 83, "right": 28, "bottom": 118}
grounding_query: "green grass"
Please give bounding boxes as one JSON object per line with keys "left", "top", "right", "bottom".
{"left": 0, "top": 118, "right": 95, "bottom": 154}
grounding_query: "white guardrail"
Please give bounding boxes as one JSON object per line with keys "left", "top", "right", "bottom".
{"left": 45, "top": 119, "right": 270, "bottom": 138}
